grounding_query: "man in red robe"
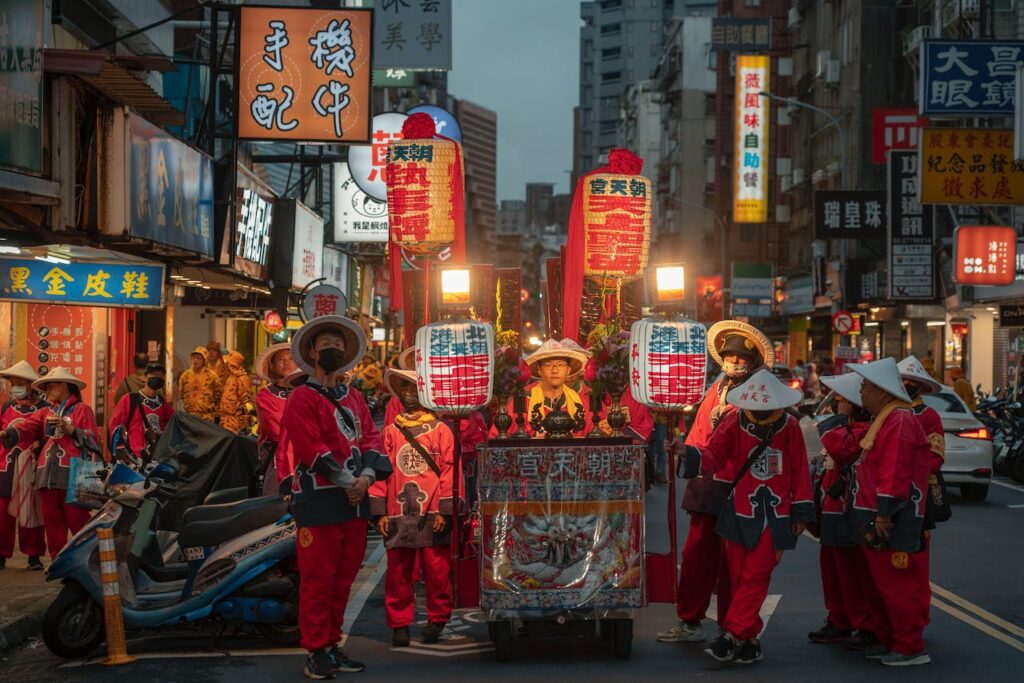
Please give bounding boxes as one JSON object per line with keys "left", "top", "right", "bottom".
{"left": 254, "top": 343, "right": 298, "bottom": 493}
{"left": 658, "top": 320, "right": 773, "bottom": 644}
{"left": 110, "top": 362, "right": 174, "bottom": 464}
{"left": 281, "top": 315, "right": 392, "bottom": 680}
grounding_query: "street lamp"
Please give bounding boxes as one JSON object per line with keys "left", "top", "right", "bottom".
{"left": 652, "top": 264, "right": 686, "bottom": 313}
{"left": 438, "top": 266, "right": 472, "bottom": 310}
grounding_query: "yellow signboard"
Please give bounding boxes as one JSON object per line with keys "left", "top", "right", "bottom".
{"left": 920, "top": 128, "right": 1024, "bottom": 205}
{"left": 733, "top": 55, "right": 770, "bottom": 223}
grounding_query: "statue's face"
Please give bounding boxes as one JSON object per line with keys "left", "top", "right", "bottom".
{"left": 539, "top": 359, "right": 570, "bottom": 390}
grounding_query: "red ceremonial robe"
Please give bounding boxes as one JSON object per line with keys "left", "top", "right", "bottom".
{"left": 110, "top": 392, "right": 174, "bottom": 456}
{"left": 255, "top": 385, "right": 297, "bottom": 483}
{"left": 681, "top": 379, "right": 735, "bottom": 515}
{"left": 5, "top": 396, "right": 99, "bottom": 491}
{"left": 816, "top": 415, "right": 870, "bottom": 545}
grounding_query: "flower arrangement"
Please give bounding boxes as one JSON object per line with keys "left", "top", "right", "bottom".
{"left": 583, "top": 319, "right": 631, "bottom": 399}
{"left": 493, "top": 329, "right": 531, "bottom": 399}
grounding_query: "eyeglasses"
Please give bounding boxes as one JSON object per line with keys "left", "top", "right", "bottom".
{"left": 541, "top": 362, "right": 570, "bottom": 370}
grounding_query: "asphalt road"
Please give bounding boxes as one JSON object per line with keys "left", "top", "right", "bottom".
{"left": 3, "top": 478, "right": 1024, "bottom": 683}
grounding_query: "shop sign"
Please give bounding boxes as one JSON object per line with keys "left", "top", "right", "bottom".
{"left": 0, "top": 257, "right": 164, "bottom": 308}
{"left": 999, "top": 304, "right": 1024, "bottom": 327}
{"left": 373, "top": 0, "right": 452, "bottom": 70}
{"left": 224, "top": 166, "right": 276, "bottom": 280}
{"left": 888, "top": 150, "right": 934, "bottom": 300}
{"left": 733, "top": 55, "right": 770, "bottom": 223}
{"left": 814, "top": 190, "right": 886, "bottom": 240}
{"left": 322, "top": 246, "right": 350, "bottom": 294}
{"left": 954, "top": 225, "right": 1017, "bottom": 286}
{"left": 332, "top": 162, "right": 389, "bottom": 242}
{"left": 373, "top": 68, "right": 414, "bottom": 87}
{"left": 696, "top": 275, "right": 724, "bottom": 323}
{"left": 921, "top": 40, "right": 1023, "bottom": 116}
{"left": 270, "top": 199, "right": 323, "bottom": 290}
{"left": 871, "top": 108, "right": 927, "bottom": 164}
{"left": 237, "top": 7, "right": 373, "bottom": 143}
{"left": 25, "top": 304, "right": 94, "bottom": 399}
{"left": 302, "top": 283, "right": 347, "bottom": 320}
{"left": 731, "top": 262, "right": 773, "bottom": 300}
{"left": 731, "top": 302, "right": 771, "bottom": 318}
{"left": 779, "top": 275, "right": 814, "bottom": 315}
{"left": 128, "top": 114, "right": 215, "bottom": 257}
{"left": 348, "top": 112, "right": 408, "bottom": 201}
{"left": 0, "top": 0, "right": 44, "bottom": 174}
{"left": 711, "top": 17, "right": 771, "bottom": 52}
{"left": 920, "top": 127, "right": 1024, "bottom": 205}
{"left": 262, "top": 310, "right": 284, "bottom": 333}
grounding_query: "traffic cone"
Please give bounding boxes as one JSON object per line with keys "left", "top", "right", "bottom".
{"left": 97, "top": 527, "right": 136, "bottom": 665}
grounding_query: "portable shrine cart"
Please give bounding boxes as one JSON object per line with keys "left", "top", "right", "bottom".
{"left": 474, "top": 436, "right": 669, "bottom": 662}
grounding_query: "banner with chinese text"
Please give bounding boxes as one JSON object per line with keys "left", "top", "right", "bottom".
{"left": 814, "top": 190, "right": 887, "bottom": 240}
{"left": 954, "top": 225, "right": 1017, "bottom": 286}
{"left": 237, "top": 7, "right": 372, "bottom": 142}
{"left": 888, "top": 151, "right": 934, "bottom": 300}
{"left": 373, "top": 0, "right": 452, "bottom": 70}
{"left": 0, "top": 258, "right": 165, "bottom": 308}
{"left": 921, "top": 40, "right": 1023, "bottom": 116}
{"left": 920, "top": 128, "right": 1024, "bottom": 205}
{"left": 733, "top": 55, "right": 770, "bottom": 223}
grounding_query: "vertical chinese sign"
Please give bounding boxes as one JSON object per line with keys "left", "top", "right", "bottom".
{"left": 920, "top": 128, "right": 1024, "bottom": 205}
{"left": 733, "top": 55, "right": 769, "bottom": 223}
{"left": 581, "top": 174, "right": 651, "bottom": 283}
{"left": 0, "top": 0, "right": 44, "bottom": 174}
{"left": 237, "top": 7, "right": 372, "bottom": 142}
{"left": 953, "top": 225, "right": 1017, "bottom": 286}
{"left": 887, "top": 151, "right": 934, "bottom": 299}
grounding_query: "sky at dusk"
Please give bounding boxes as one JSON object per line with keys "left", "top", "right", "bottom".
{"left": 448, "top": 0, "right": 581, "bottom": 201}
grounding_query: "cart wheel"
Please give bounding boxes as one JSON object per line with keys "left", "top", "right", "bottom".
{"left": 612, "top": 619, "right": 632, "bottom": 660}
{"left": 493, "top": 621, "right": 513, "bottom": 662}
{"left": 599, "top": 619, "right": 613, "bottom": 641}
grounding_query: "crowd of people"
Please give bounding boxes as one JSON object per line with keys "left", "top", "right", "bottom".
{"left": 0, "top": 312, "right": 944, "bottom": 676}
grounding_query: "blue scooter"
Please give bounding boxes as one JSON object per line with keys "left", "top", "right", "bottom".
{"left": 42, "top": 459, "right": 298, "bottom": 658}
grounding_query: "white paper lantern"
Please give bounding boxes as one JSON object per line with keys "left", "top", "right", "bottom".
{"left": 628, "top": 318, "right": 708, "bottom": 411}
{"left": 415, "top": 320, "right": 494, "bottom": 415}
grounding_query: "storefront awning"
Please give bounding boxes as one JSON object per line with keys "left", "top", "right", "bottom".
{"left": 44, "top": 49, "right": 183, "bottom": 126}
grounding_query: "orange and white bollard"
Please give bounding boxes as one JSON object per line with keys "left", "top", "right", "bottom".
{"left": 97, "top": 527, "right": 136, "bottom": 665}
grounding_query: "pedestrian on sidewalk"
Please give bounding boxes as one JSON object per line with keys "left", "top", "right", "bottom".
{"left": 282, "top": 315, "right": 391, "bottom": 680}
{"left": 684, "top": 368, "right": 815, "bottom": 665}
{"left": 811, "top": 372, "right": 880, "bottom": 650}
{"left": 1, "top": 368, "right": 99, "bottom": 560}
{"left": 179, "top": 347, "right": 221, "bottom": 422}
{"left": 371, "top": 367, "right": 460, "bottom": 648}
{"left": 113, "top": 352, "right": 151, "bottom": 405}
{"left": 220, "top": 351, "right": 252, "bottom": 434}
{"left": 657, "top": 320, "right": 774, "bottom": 645}
{"left": 0, "top": 361, "right": 47, "bottom": 570}
{"left": 110, "top": 362, "right": 174, "bottom": 463}
{"left": 253, "top": 343, "right": 299, "bottom": 494}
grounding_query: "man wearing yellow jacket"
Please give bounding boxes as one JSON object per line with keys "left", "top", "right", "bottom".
{"left": 220, "top": 351, "right": 253, "bottom": 434}
{"left": 179, "top": 347, "right": 222, "bottom": 422}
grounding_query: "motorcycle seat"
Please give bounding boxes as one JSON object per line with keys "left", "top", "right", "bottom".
{"left": 178, "top": 496, "right": 288, "bottom": 549}
{"left": 203, "top": 486, "right": 249, "bottom": 505}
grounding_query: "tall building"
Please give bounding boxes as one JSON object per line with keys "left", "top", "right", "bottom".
{"left": 575, "top": 0, "right": 675, "bottom": 177}
{"left": 525, "top": 182, "right": 555, "bottom": 232}
{"left": 454, "top": 98, "right": 498, "bottom": 265}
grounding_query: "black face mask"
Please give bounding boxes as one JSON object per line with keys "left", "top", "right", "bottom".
{"left": 147, "top": 377, "right": 164, "bottom": 390}
{"left": 316, "top": 347, "right": 347, "bottom": 373}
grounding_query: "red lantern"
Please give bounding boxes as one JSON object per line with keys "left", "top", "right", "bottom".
{"left": 581, "top": 173, "right": 652, "bottom": 286}
{"left": 628, "top": 318, "right": 708, "bottom": 410}
{"left": 415, "top": 320, "right": 494, "bottom": 416}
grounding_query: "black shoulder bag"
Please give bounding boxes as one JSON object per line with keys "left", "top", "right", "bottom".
{"left": 726, "top": 434, "right": 774, "bottom": 496}
{"left": 308, "top": 384, "right": 359, "bottom": 436}
{"left": 396, "top": 423, "right": 442, "bottom": 477}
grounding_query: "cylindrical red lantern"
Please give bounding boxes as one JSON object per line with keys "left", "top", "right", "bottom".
{"left": 628, "top": 318, "right": 707, "bottom": 411}
{"left": 386, "top": 114, "right": 464, "bottom": 256}
{"left": 415, "top": 320, "right": 494, "bottom": 416}
{"left": 582, "top": 173, "right": 652, "bottom": 286}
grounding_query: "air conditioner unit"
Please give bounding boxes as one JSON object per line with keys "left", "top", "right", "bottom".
{"left": 961, "top": 0, "right": 980, "bottom": 19}
{"left": 816, "top": 50, "right": 832, "bottom": 78}
{"left": 788, "top": 6, "right": 801, "bottom": 29}
{"left": 825, "top": 59, "right": 841, "bottom": 84}
{"left": 776, "top": 205, "right": 792, "bottom": 222}
{"left": 776, "top": 157, "right": 792, "bottom": 175}
{"left": 792, "top": 168, "right": 806, "bottom": 185}
{"left": 781, "top": 175, "right": 794, "bottom": 193}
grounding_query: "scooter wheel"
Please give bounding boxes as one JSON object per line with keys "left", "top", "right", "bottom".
{"left": 42, "top": 583, "right": 105, "bottom": 658}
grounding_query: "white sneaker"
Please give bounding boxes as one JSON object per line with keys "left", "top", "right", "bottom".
{"left": 656, "top": 621, "right": 706, "bottom": 643}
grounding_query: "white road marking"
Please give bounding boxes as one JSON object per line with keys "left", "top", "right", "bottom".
{"left": 339, "top": 541, "right": 387, "bottom": 647}
{"left": 991, "top": 478, "right": 1024, "bottom": 494}
{"left": 391, "top": 644, "right": 495, "bottom": 657}
{"left": 1007, "top": 504, "right": 1024, "bottom": 508}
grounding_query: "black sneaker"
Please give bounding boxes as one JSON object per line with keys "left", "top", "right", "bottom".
{"left": 421, "top": 622, "right": 444, "bottom": 644}
{"left": 304, "top": 648, "right": 335, "bottom": 680}
{"left": 0, "top": 557, "right": 6, "bottom": 570}
{"left": 704, "top": 633, "right": 741, "bottom": 662}
{"left": 328, "top": 646, "right": 365, "bottom": 673}
{"left": 734, "top": 639, "right": 763, "bottom": 664}
{"left": 27, "top": 556, "right": 43, "bottom": 571}
{"left": 846, "top": 630, "right": 879, "bottom": 651}
{"left": 808, "top": 621, "right": 852, "bottom": 643}
{"left": 392, "top": 627, "right": 411, "bottom": 647}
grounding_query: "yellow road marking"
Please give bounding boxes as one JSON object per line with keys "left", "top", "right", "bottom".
{"left": 930, "top": 582, "right": 1024, "bottom": 641}
{"left": 931, "top": 596, "right": 1024, "bottom": 655}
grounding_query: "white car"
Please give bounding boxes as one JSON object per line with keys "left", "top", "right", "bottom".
{"left": 800, "top": 387, "right": 993, "bottom": 502}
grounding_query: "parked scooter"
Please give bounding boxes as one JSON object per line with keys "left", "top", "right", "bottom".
{"left": 42, "top": 459, "right": 298, "bottom": 658}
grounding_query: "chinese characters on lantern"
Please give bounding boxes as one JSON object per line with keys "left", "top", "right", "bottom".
{"left": 922, "top": 41, "right": 1024, "bottom": 116}
{"left": 920, "top": 128, "right": 1024, "bottom": 205}
{"left": 238, "top": 7, "right": 372, "bottom": 142}
{"left": 0, "top": 258, "right": 165, "bottom": 308}
{"left": 581, "top": 174, "right": 651, "bottom": 281}
{"left": 386, "top": 135, "right": 461, "bottom": 255}
{"left": 954, "top": 225, "right": 1017, "bottom": 286}
{"left": 629, "top": 320, "right": 708, "bottom": 410}
{"left": 814, "top": 191, "right": 887, "bottom": 240}
{"left": 415, "top": 321, "right": 494, "bottom": 413}
{"left": 733, "top": 55, "right": 770, "bottom": 223}
{"left": 888, "top": 151, "right": 935, "bottom": 299}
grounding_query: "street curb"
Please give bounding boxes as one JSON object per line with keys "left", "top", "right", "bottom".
{"left": 0, "top": 609, "right": 43, "bottom": 652}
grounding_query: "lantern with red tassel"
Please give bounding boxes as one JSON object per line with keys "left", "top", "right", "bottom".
{"left": 386, "top": 113, "right": 465, "bottom": 256}
{"left": 628, "top": 318, "right": 707, "bottom": 411}
{"left": 415, "top": 320, "right": 494, "bottom": 416}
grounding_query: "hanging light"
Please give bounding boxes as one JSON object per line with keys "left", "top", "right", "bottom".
{"left": 439, "top": 266, "right": 471, "bottom": 309}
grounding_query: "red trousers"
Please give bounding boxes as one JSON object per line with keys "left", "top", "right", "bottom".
{"left": 39, "top": 488, "right": 90, "bottom": 560}
{"left": 723, "top": 530, "right": 778, "bottom": 641}
{"left": 819, "top": 544, "right": 876, "bottom": 632}
{"left": 0, "top": 496, "right": 45, "bottom": 558}
{"left": 676, "top": 511, "right": 731, "bottom": 624}
{"left": 861, "top": 543, "right": 930, "bottom": 655}
{"left": 295, "top": 519, "right": 368, "bottom": 652}
{"left": 385, "top": 545, "right": 452, "bottom": 629}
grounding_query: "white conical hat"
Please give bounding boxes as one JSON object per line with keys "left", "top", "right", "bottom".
{"left": 727, "top": 368, "right": 802, "bottom": 410}
{"left": 525, "top": 339, "right": 588, "bottom": 377}
{"left": 820, "top": 372, "right": 864, "bottom": 407}
{"left": 849, "top": 358, "right": 912, "bottom": 403}
{"left": 31, "top": 366, "right": 86, "bottom": 391}
{"left": 255, "top": 343, "right": 292, "bottom": 383}
{"left": 383, "top": 368, "right": 417, "bottom": 398}
{"left": 0, "top": 360, "right": 39, "bottom": 382}
{"left": 290, "top": 315, "right": 366, "bottom": 376}
{"left": 897, "top": 355, "right": 942, "bottom": 394}
{"left": 707, "top": 320, "right": 775, "bottom": 368}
